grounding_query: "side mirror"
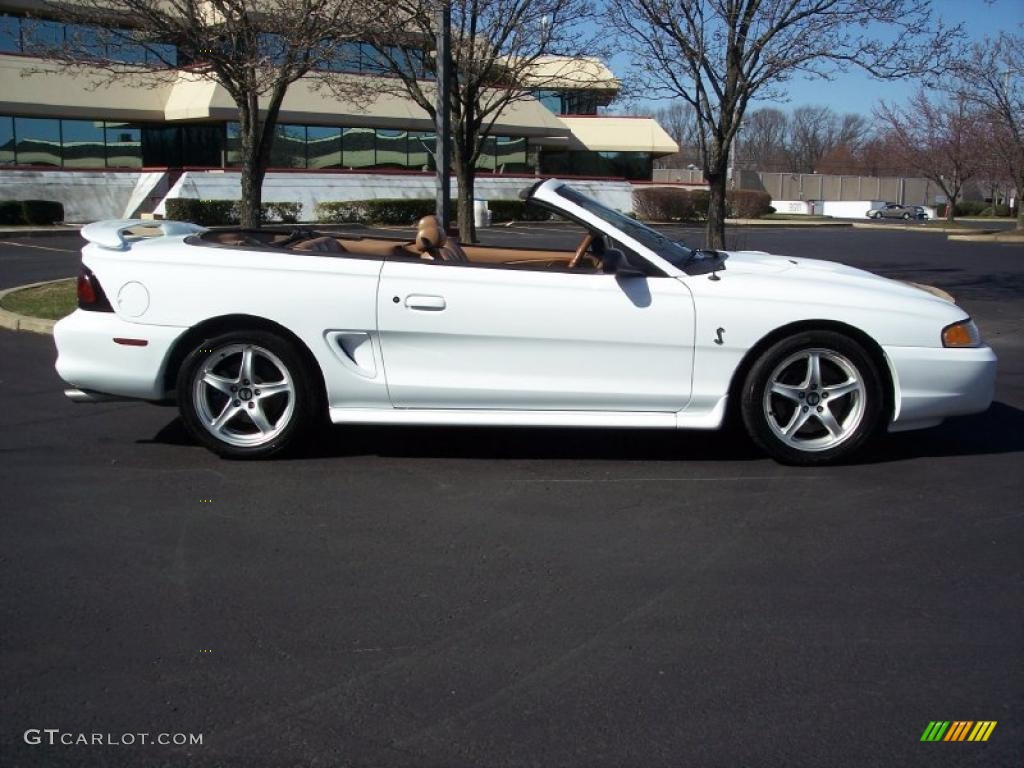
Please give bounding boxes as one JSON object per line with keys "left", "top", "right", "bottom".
{"left": 602, "top": 248, "right": 647, "bottom": 278}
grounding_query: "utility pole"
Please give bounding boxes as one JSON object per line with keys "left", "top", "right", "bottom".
{"left": 435, "top": 1, "right": 452, "bottom": 231}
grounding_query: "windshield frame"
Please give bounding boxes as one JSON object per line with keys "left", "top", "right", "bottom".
{"left": 553, "top": 184, "right": 693, "bottom": 269}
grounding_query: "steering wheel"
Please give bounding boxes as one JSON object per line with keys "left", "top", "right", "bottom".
{"left": 568, "top": 232, "right": 595, "bottom": 269}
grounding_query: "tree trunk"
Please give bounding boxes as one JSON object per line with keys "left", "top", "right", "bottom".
{"left": 1017, "top": 174, "right": 1024, "bottom": 231}
{"left": 239, "top": 163, "right": 265, "bottom": 230}
{"left": 453, "top": 155, "right": 477, "bottom": 244}
{"left": 705, "top": 171, "right": 727, "bottom": 249}
{"left": 945, "top": 193, "right": 955, "bottom": 223}
{"left": 237, "top": 105, "right": 266, "bottom": 230}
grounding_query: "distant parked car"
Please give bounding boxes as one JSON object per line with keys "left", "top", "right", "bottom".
{"left": 867, "top": 203, "right": 928, "bottom": 220}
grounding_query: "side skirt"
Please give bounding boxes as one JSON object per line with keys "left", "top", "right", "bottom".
{"left": 328, "top": 398, "right": 728, "bottom": 431}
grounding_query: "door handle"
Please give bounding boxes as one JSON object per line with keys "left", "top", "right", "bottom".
{"left": 404, "top": 294, "right": 446, "bottom": 311}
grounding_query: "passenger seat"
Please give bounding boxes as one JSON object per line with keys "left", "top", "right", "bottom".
{"left": 414, "top": 215, "right": 468, "bottom": 263}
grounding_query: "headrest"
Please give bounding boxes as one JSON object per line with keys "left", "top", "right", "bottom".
{"left": 415, "top": 215, "right": 446, "bottom": 252}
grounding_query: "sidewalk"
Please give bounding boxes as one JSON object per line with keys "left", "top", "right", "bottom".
{"left": 851, "top": 222, "right": 1000, "bottom": 234}
{"left": 0, "top": 225, "right": 83, "bottom": 239}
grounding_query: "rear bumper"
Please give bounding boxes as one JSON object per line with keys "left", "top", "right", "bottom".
{"left": 54, "top": 310, "right": 185, "bottom": 401}
{"left": 885, "top": 344, "right": 998, "bottom": 431}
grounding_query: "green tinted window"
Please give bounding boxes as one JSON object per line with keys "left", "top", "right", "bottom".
{"left": 105, "top": 123, "right": 142, "bottom": 168}
{"left": 14, "top": 117, "right": 61, "bottom": 166}
{"left": 0, "top": 115, "right": 14, "bottom": 164}
{"left": 271, "top": 124, "right": 307, "bottom": 168}
{"left": 61, "top": 119, "right": 105, "bottom": 167}
{"left": 306, "top": 126, "right": 342, "bottom": 169}
{"left": 374, "top": 128, "right": 407, "bottom": 168}
{"left": 343, "top": 127, "right": 375, "bottom": 168}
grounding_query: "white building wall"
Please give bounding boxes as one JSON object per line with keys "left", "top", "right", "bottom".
{"left": 820, "top": 200, "right": 887, "bottom": 219}
{"left": 0, "top": 169, "right": 165, "bottom": 221}
{"left": 1, "top": 169, "right": 637, "bottom": 221}
{"left": 156, "top": 171, "right": 636, "bottom": 218}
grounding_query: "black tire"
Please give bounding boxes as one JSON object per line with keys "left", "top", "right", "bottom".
{"left": 871, "top": 212, "right": 882, "bottom": 219}
{"left": 902, "top": 212, "right": 911, "bottom": 220}
{"left": 740, "top": 331, "right": 886, "bottom": 465}
{"left": 176, "top": 329, "right": 319, "bottom": 459}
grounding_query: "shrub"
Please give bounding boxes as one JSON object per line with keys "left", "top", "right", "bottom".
{"left": 488, "top": 199, "right": 552, "bottom": 222}
{"left": 364, "top": 198, "right": 436, "bottom": 224}
{"left": 315, "top": 198, "right": 436, "bottom": 225}
{"left": 20, "top": 199, "right": 64, "bottom": 225}
{"left": 262, "top": 202, "right": 302, "bottom": 223}
{"left": 978, "top": 204, "right": 1011, "bottom": 217}
{"left": 0, "top": 200, "right": 24, "bottom": 225}
{"left": 954, "top": 200, "right": 987, "bottom": 217}
{"left": 725, "top": 189, "right": 773, "bottom": 219}
{"left": 632, "top": 187, "right": 695, "bottom": 221}
{"left": 165, "top": 198, "right": 239, "bottom": 226}
{"left": 315, "top": 201, "right": 369, "bottom": 224}
{"left": 688, "top": 189, "right": 710, "bottom": 221}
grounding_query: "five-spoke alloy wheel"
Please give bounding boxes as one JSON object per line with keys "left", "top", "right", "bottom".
{"left": 741, "top": 331, "right": 885, "bottom": 465}
{"left": 177, "top": 330, "right": 318, "bottom": 458}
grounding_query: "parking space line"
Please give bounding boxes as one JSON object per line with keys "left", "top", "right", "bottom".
{"left": 523, "top": 476, "right": 826, "bottom": 482}
{"left": 0, "top": 240, "right": 78, "bottom": 253}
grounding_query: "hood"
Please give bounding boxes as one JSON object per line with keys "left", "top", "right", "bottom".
{"left": 719, "top": 250, "right": 953, "bottom": 305}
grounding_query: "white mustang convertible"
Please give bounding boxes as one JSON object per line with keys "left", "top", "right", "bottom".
{"left": 54, "top": 179, "right": 996, "bottom": 464}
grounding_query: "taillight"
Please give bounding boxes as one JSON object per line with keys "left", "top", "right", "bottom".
{"left": 77, "top": 266, "right": 113, "bottom": 312}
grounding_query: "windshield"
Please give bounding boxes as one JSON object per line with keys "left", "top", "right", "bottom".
{"left": 554, "top": 184, "right": 693, "bottom": 268}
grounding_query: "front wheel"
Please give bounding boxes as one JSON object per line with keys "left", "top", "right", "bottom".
{"left": 176, "top": 330, "right": 318, "bottom": 458}
{"left": 740, "top": 331, "right": 886, "bottom": 465}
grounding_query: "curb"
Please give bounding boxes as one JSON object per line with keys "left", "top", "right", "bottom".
{"left": 947, "top": 233, "right": 1024, "bottom": 244}
{"left": 852, "top": 222, "right": 999, "bottom": 234}
{"left": 726, "top": 218, "right": 851, "bottom": 227}
{"left": 0, "top": 278, "right": 70, "bottom": 335}
{"left": 0, "top": 226, "right": 83, "bottom": 239}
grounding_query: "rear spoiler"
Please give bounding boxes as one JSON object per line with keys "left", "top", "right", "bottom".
{"left": 80, "top": 219, "right": 207, "bottom": 251}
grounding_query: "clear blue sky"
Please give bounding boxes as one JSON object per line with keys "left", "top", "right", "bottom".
{"left": 614, "top": 0, "right": 1024, "bottom": 117}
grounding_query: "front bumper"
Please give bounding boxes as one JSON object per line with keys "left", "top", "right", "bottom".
{"left": 885, "top": 344, "right": 998, "bottom": 431}
{"left": 54, "top": 310, "right": 186, "bottom": 401}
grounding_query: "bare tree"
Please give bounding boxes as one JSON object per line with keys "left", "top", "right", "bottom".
{"left": 34, "top": 0, "right": 390, "bottom": 227}
{"left": 738, "top": 107, "right": 788, "bottom": 171}
{"left": 785, "top": 106, "right": 869, "bottom": 173}
{"left": 605, "top": 0, "right": 960, "bottom": 248}
{"left": 786, "top": 105, "right": 833, "bottom": 172}
{"left": 875, "top": 91, "right": 986, "bottom": 221}
{"left": 652, "top": 101, "right": 702, "bottom": 167}
{"left": 950, "top": 32, "right": 1024, "bottom": 229}
{"left": 346, "top": 0, "right": 600, "bottom": 243}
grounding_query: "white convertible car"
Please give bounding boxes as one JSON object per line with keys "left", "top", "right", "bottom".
{"left": 54, "top": 179, "right": 997, "bottom": 464}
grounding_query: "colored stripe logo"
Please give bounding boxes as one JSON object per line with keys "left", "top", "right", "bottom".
{"left": 920, "top": 721, "right": 997, "bottom": 742}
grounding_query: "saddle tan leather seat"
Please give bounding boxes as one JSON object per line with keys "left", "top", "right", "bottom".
{"left": 292, "top": 236, "right": 346, "bottom": 253}
{"left": 414, "top": 215, "right": 467, "bottom": 263}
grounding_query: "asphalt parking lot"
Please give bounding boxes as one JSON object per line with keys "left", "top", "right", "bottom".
{"left": 1, "top": 224, "right": 1022, "bottom": 767}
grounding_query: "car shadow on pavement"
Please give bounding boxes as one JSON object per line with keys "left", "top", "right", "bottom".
{"left": 856, "top": 401, "right": 1024, "bottom": 464}
{"left": 143, "top": 401, "right": 1024, "bottom": 464}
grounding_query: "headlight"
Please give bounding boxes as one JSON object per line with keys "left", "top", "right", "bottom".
{"left": 942, "top": 319, "right": 982, "bottom": 348}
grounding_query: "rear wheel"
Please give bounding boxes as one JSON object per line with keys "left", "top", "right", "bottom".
{"left": 740, "top": 331, "right": 885, "bottom": 465}
{"left": 176, "top": 330, "right": 317, "bottom": 458}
